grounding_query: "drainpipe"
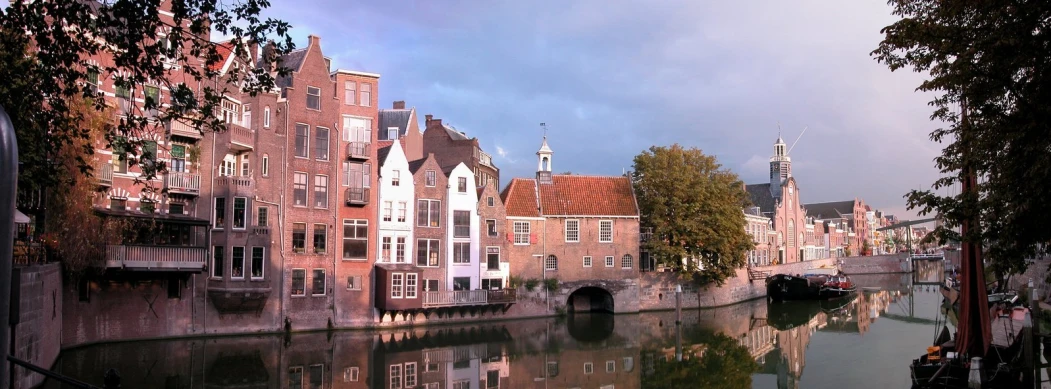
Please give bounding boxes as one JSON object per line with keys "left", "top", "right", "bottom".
{"left": 543, "top": 217, "right": 548, "bottom": 310}
{"left": 280, "top": 99, "right": 290, "bottom": 328}
{"left": 0, "top": 105, "right": 17, "bottom": 389}
{"left": 204, "top": 100, "right": 218, "bottom": 335}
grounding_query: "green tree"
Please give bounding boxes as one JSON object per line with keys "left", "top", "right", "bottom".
{"left": 632, "top": 144, "right": 753, "bottom": 284}
{"left": 642, "top": 333, "right": 759, "bottom": 389}
{"left": 0, "top": 0, "right": 293, "bottom": 194}
{"left": 872, "top": 1, "right": 1050, "bottom": 284}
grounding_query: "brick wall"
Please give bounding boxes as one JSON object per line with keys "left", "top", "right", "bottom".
{"left": 10, "top": 263, "right": 62, "bottom": 389}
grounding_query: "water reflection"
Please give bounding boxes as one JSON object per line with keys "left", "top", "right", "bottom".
{"left": 48, "top": 275, "right": 938, "bottom": 389}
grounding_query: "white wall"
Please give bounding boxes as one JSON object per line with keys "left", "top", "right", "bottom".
{"left": 446, "top": 163, "right": 480, "bottom": 290}
{"left": 377, "top": 141, "right": 415, "bottom": 263}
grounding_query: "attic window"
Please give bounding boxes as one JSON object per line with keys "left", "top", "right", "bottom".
{"left": 387, "top": 127, "right": 399, "bottom": 140}
{"left": 306, "top": 86, "right": 321, "bottom": 110}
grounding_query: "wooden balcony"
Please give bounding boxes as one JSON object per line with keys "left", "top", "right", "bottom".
{"left": 105, "top": 244, "right": 207, "bottom": 272}
{"left": 227, "top": 122, "right": 254, "bottom": 151}
{"left": 345, "top": 187, "right": 369, "bottom": 206}
{"left": 346, "top": 141, "right": 370, "bottom": 160}
{"left": 96, "top": 162, "right": 113, "bottom": 187}
{"left": 422, "top": 289, "right": 516, "bottom": 308}
{"left": 167, "top": 118, "right": 202, "bottom": 139}
{"left": 165, "top": 172, "right": 201, "bottom": 195}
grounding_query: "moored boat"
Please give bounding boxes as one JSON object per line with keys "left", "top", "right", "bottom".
{"left": 766, "top": 268, "right": 857, "bottom": 302}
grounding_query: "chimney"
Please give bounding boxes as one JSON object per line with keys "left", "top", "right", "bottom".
{"left": 308, "top": 35, "right": 320, "bottom": 47}
{"left": 393, "top": 101, "right": 405, "bottom": 109}
{"left": 425, "top": 114, "right": 433, "bottom": 125}
{"left": 249, "top": 40, "right": 259, "bottom": 65}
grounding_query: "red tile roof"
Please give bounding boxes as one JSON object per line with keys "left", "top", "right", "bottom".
{"left": 211, "top": 41, "right": 235, "bottom": 72}
{"left": 502, "top": 175, "right": 639, "bottom": 217}
{"left": 501, "top": 178, "right": 539, "bottom": 217}
{"left": 539, "top": 175, "right": 638, "bottom": 216}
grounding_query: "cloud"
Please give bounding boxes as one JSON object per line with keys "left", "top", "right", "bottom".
{"left": 264, "top": 0, "right": 942, "bottom": 219}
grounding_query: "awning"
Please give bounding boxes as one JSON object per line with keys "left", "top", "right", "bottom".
{"left": 14, "top": 209, "right": 30, "bottom": 224}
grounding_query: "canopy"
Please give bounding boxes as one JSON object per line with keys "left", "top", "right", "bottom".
{"left": 14, "top": 209, "right": 30, "bottom": 224}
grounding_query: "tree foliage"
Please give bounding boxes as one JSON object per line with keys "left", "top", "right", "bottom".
{"left": 642, "top": 333, "right": 759, "bottom": 389}
{"left": 0, "top": 0, "right": 293, "bottom": 194}
{"left": 632, "top": 144, "right": 753, "bottom": 284}
{"left": 873, "top": 1, "right": 1051, "bottom": 283}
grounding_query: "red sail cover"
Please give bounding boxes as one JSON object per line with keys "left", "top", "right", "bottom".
{"left": 955, "top": 172, "right": 991, "bottom": 358}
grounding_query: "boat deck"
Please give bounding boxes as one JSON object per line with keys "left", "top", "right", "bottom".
{"left": 990, "top": 308, "right": 1028, "bottom": 348}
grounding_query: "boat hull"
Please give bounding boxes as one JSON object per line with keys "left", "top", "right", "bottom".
{"left": 766, "top": 274, "right": 856, "bottom": 302}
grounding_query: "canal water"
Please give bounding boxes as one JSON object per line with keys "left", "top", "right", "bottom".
{"left": 45, "top": 270, "right": 947, "bottom": 388}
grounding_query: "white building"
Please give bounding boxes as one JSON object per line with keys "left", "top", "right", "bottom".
{"left": 376, "top": 141, "right": 415, "bottom": 264}
{"left": 445, "top": 162, "right": 480, "bottom": 290}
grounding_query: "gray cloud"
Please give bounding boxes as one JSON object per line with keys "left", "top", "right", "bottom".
{"left": 265, "top": 0, "right": 945, "bottom": 220}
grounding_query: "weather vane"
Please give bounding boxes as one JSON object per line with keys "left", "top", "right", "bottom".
{"left": 540, "top": 122, "right": 547, "bottom": 138}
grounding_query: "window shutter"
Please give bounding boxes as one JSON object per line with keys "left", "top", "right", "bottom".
{"left": 506, "top": 229, "right": 513, "bottom": 243}
{"left": 530, "top": 233, "right": 538, "bottom": 244}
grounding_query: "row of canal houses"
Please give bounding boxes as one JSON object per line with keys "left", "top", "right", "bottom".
{"left": 61, "top": 7, "right": 641, "bottom": 344}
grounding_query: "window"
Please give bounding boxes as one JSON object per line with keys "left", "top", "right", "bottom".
{"left": 314, "top": 175, "right": 328, "bottom": 208}
{"left": 240, "top": 154, "right": 250, "bottom": 176}
{"left": 292, "top": 271, "right": 304, "bottom": 294}
{"left": 342, "top": 220, "right": 368, "bottom": 260}
{"left": 233, "top": 197, "right": 247, "bottom": 229}
{"left": 417, "top": 200, "right": 440, "bottom": 227}
{"left": 306, "top": 86, "right": 321, "bottom": 110}
{"left": 391, "top": 273, "right": 403, "bottom": 298}
{"left": 312, "top": 269, "right": 325, "bottom": 296}
{"left": 486, "top": 247, "right": 500, "bottom": 270}
{"left": 416, "top": 239, "right": 440, "bottom": 266}
{"left": 86, "top": 68, "right": 100, "bottom": 93}
{"left": 453, "top": 382, "right": 469, "bottom": 389}
{"left": 391, "top": 170, "right": 400, "bottom": 186}
{"left": 583, "top": 256, "right": 592, "bottom": 267}
{"left": 315, "top": 127, "right": 329, "bottom": 160}
{"left": 343, "top": 161, "right": 364, "bottom": 187}
{"left": 457, "top": 177, "right": 467, "bottom": 192}
{"left": 213, "top": 198, "right": 226, "bottom": 228}
{"left": 115, "top": 82, "right": 131, "bottom": 114}
{"left": 251, "top": 247, "right": 264, "bottom": 279}
{"left": 144, "top": 85, "right": 160, "bottom": 117}
{"left": 212, "top": 246, "right": 224, "bottom": 278}
{"left": 424, "top": 279, "right": 439, "bottom": 292}
{"left": 219, "top": 155, "right": 236, "bottom": 176}
{"left": 263, "top": 106, "right": 270, "bottom": 128}
{"left": 486, "top": 219, "right": 497, "bottom": 236}
{"left": 295, "top": 124, "right": 309, "bottom": 158}
{"left": 169, "top": 203, "right": 184, "bottom": 215}
{"left": 546, "top": 255, "right": 558, "bottom": 270}
{"left": 360, "top": 83, "right": 371, "bottom": 107}
{"left": 383, "top": 201, "right": 392, "bottom": 222}
{"left": 387, "top": 128, "right": 398, "bottom": 140}
{"left": 170, "top": 144, "right": 187, "bottom": 172}
{"left": 599, "top": 220, "right": 613, "bottom": 242}
{"left": 606, "top": 360, "right": 616, "bottom": 372}
{"left": 289, "top": 366, "right": 303, "bottom": 389}
{"left": 342, "top": 116, "right": 372, "bottom": 143}
{"left": 381, "top": 236, "right": 392, "bottom": 262}
{"left": 481, "top": 278, "right": 503, "bottom": 290}
{"left": 485, "top": 370, "right": 498, "bottom": 388}
{"left": 110, "top": 197, "right": 126, "bottom": 211}
{"left": 453, "top": 242, "right": 470, "bottom": 264}
{"left": 364, "top": 163, "right": 372, "bottom": 188}
{"left": 396, "top": 237, "right": 406, "bottom": 263}
{"left": 397, "top": 201, "right": 406, "bottom": 222}
{"left": 292, "top": 223, "right": 306, "bottom": 253}
{"left": 487, "top": 196, "right": 495, "bottom": 207}
{"left": 231, "top": 247, "right": 245, "bottom": 279}
{"left": 260, "top": 154, "right": 270, "bottom": 176}
{"left": 425, "top": 170, "right": 436, "bottom": 187}
{"left": 565, "top": 220, "right": 579, "bottom": 242}
{"left": 257, "top": 207, "right": 268, "bottom": 227}
{"left": 309, "top": 364, "right": 324, "bottom": 389}
{"left": 313, "top": 224, "right": 326, "bottom": 254}
{"left": 453, "top": 210, "right": 470, "bottom": 238}
{"left": 346, "top": 275, "right": 362, "bottom": 290}
{"left": 390, "top": 365, "right": 402, "bottom": 389}
{"left": 605, "top": 256, "right": 614, "bottom": 267}
{"left": 547, "top": 362, "right": 559, "bottom": 378}
{"left": 584, "top": 362, "right": 594, "bottom": 374}
{"left": 293, "top": 172, "right": 307, "bottom": 206}
{"left": 343, "top": 81, "right": 356, "bottom": 105}
{"left": 405, "top": 274, "right": 418, "bottom": 299}
{"left": 453, "top": 277, "right": 470, "bottom": 291}
{"left": 513, "top": 222, "right": 530, "bottom": 245}
{"left": 622, "top": 254, "right": 633, "bottom": 268}
{"left": 140, "top": 199, "right": 155, "bottom": 213}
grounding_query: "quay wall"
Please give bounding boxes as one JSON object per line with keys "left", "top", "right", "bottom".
{"left": 10, "top": 263, "right": 63, "bottom": 389}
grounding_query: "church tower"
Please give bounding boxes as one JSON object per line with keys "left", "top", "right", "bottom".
{"left": 536, "top": 135, "right": 553, "bottom": 184}
{"left": 769, "top": 134, "right": 791, "bottom": 198}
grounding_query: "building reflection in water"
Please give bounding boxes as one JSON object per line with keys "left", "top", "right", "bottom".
{"left": 48, "top": 276, "right": 924, "bottom": 389}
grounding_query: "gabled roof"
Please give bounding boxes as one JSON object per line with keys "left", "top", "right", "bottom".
{"left": 804, "top": 200, "right": 856, "bottom": 220}
{"left": 745, "top": 183, "right": 777, "bottom": 215}
{"left": 280, "top": 48, "right": 308, "bottom": 72}
{"left": 377, "top": 145, "right": 393, "bottom": 166}
{"left": 378, "top": 109, "right": 413, "bottom": 140}
{"left": 502, "top": 178, "right": 540, "bottom": 218}
{"left": 444, "top": 126, "right": 470, "bottom": 141}
{"left": 408, "top": 159, "right": 428, "bottom": 174}
{"left": 211, "top": 41, "right": 235, "bottom": 72}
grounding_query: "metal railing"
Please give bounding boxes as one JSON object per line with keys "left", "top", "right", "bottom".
{"left": 105, "top": 244, "right": 207, "bottom": 271}
{"left": 488, "top": 289, "right": 517, "bottom": 304}
{"left": 346, "top": 141, "right": 370, "bottom": 160}
{"left": 166, "top": 172, "right": 201, "bottom": 194}
{"left": 345, "top": 187, "right": 369, "bottom": 205}
{"left": 421, "top": 289, "right": 516, "bottom": 307}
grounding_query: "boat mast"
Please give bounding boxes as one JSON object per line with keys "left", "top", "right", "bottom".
{"left": 954, "top": 96, "right": 992, "bottom": 359}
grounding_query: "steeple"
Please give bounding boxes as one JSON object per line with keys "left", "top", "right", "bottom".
{"left": 769, "top": 134, "right": 792, "bottom": 197}
{"left": 537, "top": 136, "right": 553, "bottom": 184}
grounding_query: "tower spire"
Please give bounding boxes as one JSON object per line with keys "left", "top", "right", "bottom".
{"left": 537, "top": 123, "right": 553, "bottom": 183}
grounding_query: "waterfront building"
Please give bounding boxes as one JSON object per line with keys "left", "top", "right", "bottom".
{"left": 803, "top": 198, "right": 869, "bottom": 256}
{"left": 409, "top": 153, "right": 449, "bottom": 294}
{"left": 477, "top": 182, "right": 509, "bottom": 289}
{"left": 444, "top": 163, "right": 481, "bottom": 291}
{"left": 745, "top": 135, "right": 808, "bottom": 264}
{"left": 422, "top": 115, "right": 500, "bottom": 188}
{"left": 744, "top": 207, "right": 774, "bottom": 266}
{"left": 378, "top": 101, "right": 424, "bottom": 161}
{"left": 501, "top": 136, "right": 641, "bottom": 312}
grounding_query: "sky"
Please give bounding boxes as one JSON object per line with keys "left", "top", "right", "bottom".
{"left": 12, "top": 0, "right": 948, "bottom": 220}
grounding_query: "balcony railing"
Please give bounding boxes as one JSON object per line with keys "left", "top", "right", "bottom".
{"left": 105, "top": 244, "right": 207, "bottom": 272}
{"left": 97, "top": 162, "right": 113, "bottom": 186}
{"left": 227, "top": 122, "right": 254, "bottom": 149}
{"left": 345, "top": 187, "right": 369, "bottom": 206}
{"left": 346, "top": 142, "right": 370, "bottom": 160}
{"left": 166, "top": 172, "right": 201, "bottom": 195}
{"left": 422, "top": 289, "right": 516, "bottom": 308}
{"left": 215, "top": 176, "right": 253, "bottom": 188}
{"left": 167, "top": 118, "right": 202, "bottom": 139}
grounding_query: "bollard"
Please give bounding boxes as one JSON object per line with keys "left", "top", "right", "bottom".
{"left": 103, "top": 369, "right": 121, "bottom": 389}
{"left": 675, "top": 284, "right": 682, "bottom": 325}
{"left": 0, "top": 105, "right": 19, "bottom": 389}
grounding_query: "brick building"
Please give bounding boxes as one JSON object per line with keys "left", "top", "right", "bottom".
{"left": 409, "top": 154, "right": 448, "bottom": 293}
{"left": 803, "top": 198, "right": 869, "bottom": 255}
{"left": 378, "top": 101, "right": 423, "bottom": 161}
{"left": 744, "top": 207, "right": 773, "bottom": 266}
{"left": 477, "top": 182, "right": 509, "bottom": 289}
{"left": 502, "top": 136, "right": 640, "bottom": 313}
{"left": 745, "top": 136, "right": 809, "bottom": 264}
{"left": 422, "top": 115, "right": 500, "bottom": 188}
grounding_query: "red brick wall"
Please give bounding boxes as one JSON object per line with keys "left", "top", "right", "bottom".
{"left": 477, "top": 183, "right": 507, "bottom": 285}
{"left": 11, "top": 264, "right": 62, "bottom": 389}
{"left": 412, "top": 155, "right": 448, "bottom": 290}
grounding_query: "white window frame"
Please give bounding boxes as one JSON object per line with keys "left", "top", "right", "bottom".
{"left": 306, "top": 86, "right": 321, "bottom": 110}
{"left": 599, "top": 220, "right": 613, "bottom": 243}
{"left": 312, "top": 268, "right": 326, "bottom": 296}
{"left": 231, "top": 246, "right": 245, "bottom": 279}
{"left": 346, "top": 275, "right": 362, "bottom": 290}
{"left": 314, "top": 174, "right": 329, "bottom": 209}
{"left": 621, "top": 254, "right": 633, "bottom": 269}
{"left": 453, "top": 242, "right": 471, "bottom": 265}
{"left": 565, "top": 219, "right": 579, "bottom": 242}
{"left": 344, "top": 81, "right": 356, "bottom": 105}
{"left": 397, "top": 201, "right": 406, "bottom": 223}
{"left": 391, "top": 170, "right": 400, "bottom": 186}
{"left": 405, "top": 273, "right": 418, "bottom": 299}
{"left": 294, "top": 123, "right": 309, "bottom": 158}
{"left": 606, "top": 360, "right": 616, "bottom": 373}
{"left": 250, "top": 246, "right": 265, "bottom": 280}
{"left": 344, "top": 367, "right": 359, "bottom": 382}
{"left": 583, "top": 256, "right": 592, "bottom": 268}
{"left": 263, "top": 106, "right": 270, "bottom": 128}
{"left": 261, "top": 154, "right": 269, "bottom": 176}
{"left": 513, "top": 221, "right": 530, "bottom": 245}
{"left": 360, "top": 83, "right": 371, "bottom": 107}
{"left": 291, "top": 268, "right": 306, "bottom": 297}
{"left": 605, "top": 256, "right": 614, "bottom": 268}
{"left": 391, "top": 273, "right": 404, "bottom": 299}
{"left": 584, "top": 363, "right": 593, "bottom": 374}
{"left": 232, "top": 197, "right": 247, "bottom": 230}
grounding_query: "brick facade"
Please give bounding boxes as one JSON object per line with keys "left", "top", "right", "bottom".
{"left": 410, "top": 154, "right": 448, "bottom": 292}
{"left": 422, "top": 115, "right": 500, "bottom": 188}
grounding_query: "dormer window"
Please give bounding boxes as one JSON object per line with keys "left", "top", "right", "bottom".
{"left": 387, "top": 127, "right": 399, "bottom": 140}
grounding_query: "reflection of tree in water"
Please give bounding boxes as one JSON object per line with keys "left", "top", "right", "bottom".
{"left": 641, "top": 332, "right": 758, "bottom": 389}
